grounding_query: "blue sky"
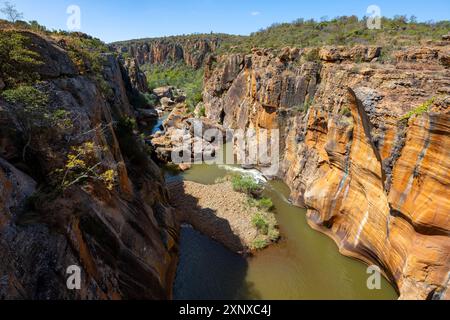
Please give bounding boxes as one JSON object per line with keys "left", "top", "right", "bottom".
{"left": 5, "top": 0, "right": 450, "bottom": 43}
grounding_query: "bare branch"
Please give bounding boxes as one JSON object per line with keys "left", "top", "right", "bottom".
{"left": 0, "top": 1, "right": 24, "bottom": 22}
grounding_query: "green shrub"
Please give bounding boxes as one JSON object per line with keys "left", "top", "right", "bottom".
{"left": 340, "top": 106, "right": 352, "bottom": 117}
{"left": 248, "top": 197, "right": 274, "bottom": 211}
{"left": 65, "top": 36, "right": 109, "bottom": 75}
{"left": 268, "top": 227, "right": 280, "bottom": 242}
{"left": 293, "top": 98, "right": 314, "bottom": 113}
{"left": 257, "top": 197, "right": 274, "bottom": 211}
{"left": 1, "top": 85, "right": 48, "bottom": 107}
{"left": 251, "top": 238, "right": 269, "bottom": 250}
{"left": 64, "top": 35, "right": 112, "bottom": 97}
{"left": 231, "top": 175, "right": 262, "bottom": 195}
{"left": 132, "top": 92, "right": 158, "bottom": 108}
{"left": 0, "top": 30, "right": 42, "bottom": 87}
{"left": 143, "top": 63, "right": 204, "bottom": 110}
{"left": 252, "top": 213, "right": 269, "bottom": 235}
{"left": 400, "top": 98, "right": 435, "bottom": 121}
{"left": 54, "top": 141, "right": 117, "bottom": 191}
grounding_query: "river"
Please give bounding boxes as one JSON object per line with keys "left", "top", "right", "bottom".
{"left": 166, "top": 161, "right": 399, "bottom": 300}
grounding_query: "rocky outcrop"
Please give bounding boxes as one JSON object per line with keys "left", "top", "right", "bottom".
{"left": 202, "top": 44, "right": 450, "bottom": 299}
{"left": 112, "top": 37, "right": 221, "bottom": 69}
{"left": 151, "top": 104, "right": 224, "bottom": 167}
{"left": 122, "top": 58, "right": 149, "bottom": 93}
{"left": 319, "top": 46, "right": 381, "bottom": 62}
{"left": 0, "top": 31, "right": 177, "bottom": 299}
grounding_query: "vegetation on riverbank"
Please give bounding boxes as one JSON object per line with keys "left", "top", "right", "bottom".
{"left": 143, "top": 63, "right": 204, "bottom": 110}
{"left": 228, "top": 174, "right": 280, "bottom": 250}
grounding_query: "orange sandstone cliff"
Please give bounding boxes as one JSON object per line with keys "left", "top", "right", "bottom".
{"left": 202, "top": 44, "right": 450, "bottom": 299}
{"left": 0, "top": 31, "right": 178, "bottom": 299}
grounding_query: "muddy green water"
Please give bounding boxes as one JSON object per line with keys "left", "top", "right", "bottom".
{"left": 169, "top": 162, "right": 398, "bottom": 300}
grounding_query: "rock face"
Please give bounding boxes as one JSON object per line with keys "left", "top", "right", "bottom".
{"left": 122, "top": 58, "right": 149, "bottom": 93}
{"left": 151, "top": 104, "right": 224, "bottom": 166}
{"left": 112, "top": 37, "right": 221, "bottom": 69}
{"left": 202, "top": 44, "right": 450, "bottom": 299}
{"left": 0, "top": 32, "right": 177, "bottom": 299}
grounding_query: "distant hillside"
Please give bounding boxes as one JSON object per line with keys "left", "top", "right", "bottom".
{"left": 226, "top": 16, "right": 450, "bottom": 52}
{"left": 113, "top": 16, "right": 450, "bottom": 55}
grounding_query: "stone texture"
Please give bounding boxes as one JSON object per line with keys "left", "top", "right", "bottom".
{"left": 122, "top": 57, "right": 149, "bottom": 93}
{"left": 0, "top": 32, "right": 178, "bottom": 300}
{"left": 202, "top": 45, "right": 450, "bottom": 300}
{"left": 112, "top": 37, "right": 221, "bottom": 69}
{"left": 319, "top": 46, "right": 382, "bottom": 62}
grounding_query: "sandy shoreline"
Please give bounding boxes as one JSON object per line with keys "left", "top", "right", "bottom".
{"left": 168, "top": 180, "right": 278, "bottom": 254}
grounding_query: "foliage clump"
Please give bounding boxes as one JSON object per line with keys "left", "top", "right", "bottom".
{"left": 228, "top": 174, "right": 280, "bottom": 250}
{"left": 63, "top": 35, "right": 113, "bottom": 97}
{"left": 340, "top": 106, "right": 352, "bottom": 117}
{"left": 252, "top": 213, "right": 269, "bottom": 235}
{"left": 143, "top": 63, "right": 204, "bottom": 110}
{"left": 400, "top": 98, "right": 435, "bottom": 121}
{"left": 56, "top": 141, "right": 118, "bottom": 191}
{"left": 248, "top": 197, "right": 274, "bottom": 212}
{"left": 231, "top": 175, "right": 263, "bottom": 196}
{"left": 0, "top": 30, "right": 42, "bottom": 87}
{"left": 2, "top": 85, "right": 72, "bottom": 129}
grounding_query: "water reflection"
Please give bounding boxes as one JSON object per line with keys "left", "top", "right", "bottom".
{"left": 171, "top": 157, "right": 398, "bottom": 300}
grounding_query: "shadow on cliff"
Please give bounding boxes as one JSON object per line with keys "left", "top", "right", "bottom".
{"left": 168, "top": 180, "right": 262, "bottom": 300}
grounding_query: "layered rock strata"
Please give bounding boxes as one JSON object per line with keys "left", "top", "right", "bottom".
{"left": 112, "top": 37, "right": 221, "bottom": 69}
{"left": 202, "top": 45, "right": 450, "bottom": 299}
{"left": 0, "top": 31, "right": 177, "bottom": 299}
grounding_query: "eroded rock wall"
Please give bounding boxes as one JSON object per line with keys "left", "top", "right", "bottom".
{"left": 113, "top": 37, "right": 221, "bottom": 69}
{"left": 202, "top": 45, "right": 450, "bottom": 299}
{"left": 0, "top": 32, "right": 177, "bottom": 299}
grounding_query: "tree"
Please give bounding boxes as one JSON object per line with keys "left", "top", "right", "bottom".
{"left": 409, "top": 15, "right": 418, "bottom": 24}
{"left": 0, "top": 2, "right": 23, "bottom": 22}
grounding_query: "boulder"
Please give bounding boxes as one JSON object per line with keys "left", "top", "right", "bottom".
{"left": 319, "top": 46, "right": 381, "bottom": 62}
{"left": 161, "top": 97, "right": 176, "bottom": 109}
{"left": 123, "top": 58, "right": 149, "bottom": 93}
{"left": 153, "top": 86, "right": 174, "bottom": 99}
{"left": 137, "top": 108, "right": 158, "bottom": 120}
{"left": 178, "top": 163, "right": 192, "bottom": 171}
{"left": 22, "top": 31, "right": 78, "bottom": 78}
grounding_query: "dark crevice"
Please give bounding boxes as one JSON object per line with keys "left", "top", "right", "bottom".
{"left": 390, "top": 207, "right": 450, "bottom": 237}
{"left": 348, "top": 88, "right": 386, "bottom": 187}
{"left": 383, "top": 122, "right": 408, "bottom": 193}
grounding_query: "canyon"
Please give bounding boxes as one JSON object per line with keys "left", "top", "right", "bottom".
{"left": 198, "top": 44, "right": 450, "bottom": 299}
{"left": 112, "top": 37, "right": 221, "bottom": 69}
{"left": 120, "top": 37, "right": 450, "bottom": 299}
{"left": 0, "top": 22, "right": 449, "bottom": 300}
{"left": 0, "top": 30, "right": 178, "bottom": 299}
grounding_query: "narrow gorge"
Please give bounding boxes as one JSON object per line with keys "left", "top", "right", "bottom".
{"left": 115, "top": 35, "right": 450, "bottom": 299}
{"left": 197, "top": 45, "right": 450, "bottom": 300}
{"left": 0, "top": 14, "right": 449, "bottom": 301}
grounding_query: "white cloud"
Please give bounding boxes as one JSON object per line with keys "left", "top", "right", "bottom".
{"left": 250, "top": 11, "right": 261, "bottom": 16}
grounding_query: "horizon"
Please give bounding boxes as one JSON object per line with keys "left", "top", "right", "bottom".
{"left": 3, "top": 0, "right": 450, "bottom": 43}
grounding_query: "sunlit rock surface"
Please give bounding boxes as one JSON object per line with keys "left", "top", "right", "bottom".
{"left": 202, "top": 44, "right": 450, "bottom": 300}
